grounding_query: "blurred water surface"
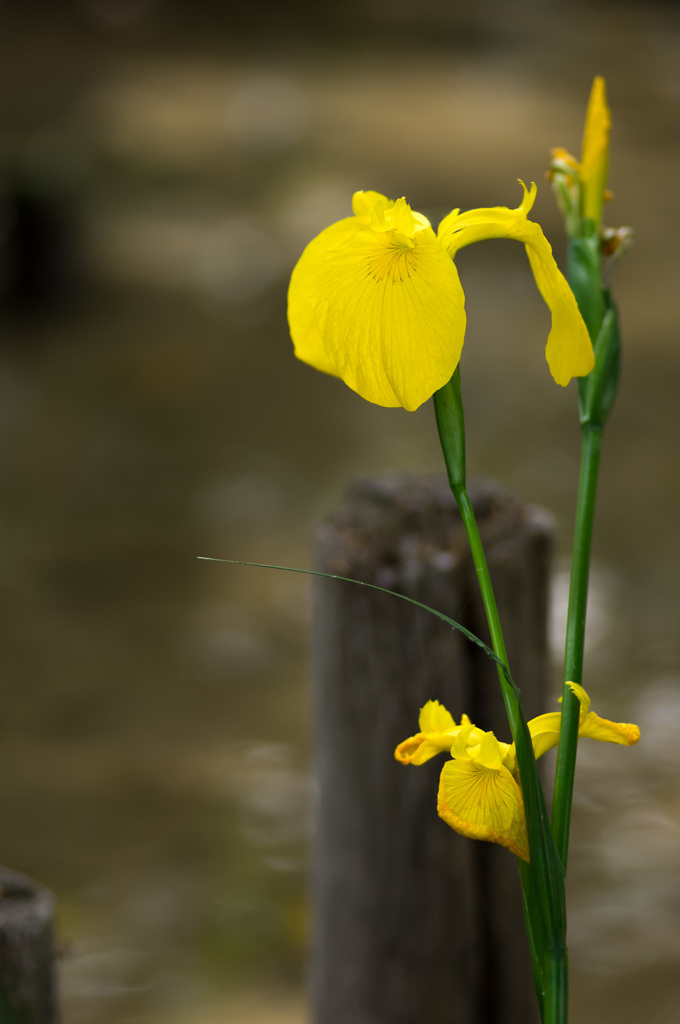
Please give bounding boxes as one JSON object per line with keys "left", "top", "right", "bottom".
{"left": 1, "top": 2, "right": 680, "bottom": 1022}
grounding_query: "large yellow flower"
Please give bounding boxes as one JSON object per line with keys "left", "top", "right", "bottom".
{"left": 395, "top": 683, "right": 639, "bottom": 862}
{"left": 288, "top": 186, "right": 593, "bottom": 411}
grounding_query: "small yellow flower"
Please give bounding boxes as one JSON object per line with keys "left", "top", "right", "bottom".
{"left": 396, "top": 683, "right": 640, "bottom": 862}
{"left": 288, "top": 186, "right": 593, "bottom": 411}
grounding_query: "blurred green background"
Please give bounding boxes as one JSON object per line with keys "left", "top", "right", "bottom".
{"left": 1, "top": 1, "right": 679, "bottom": 1021}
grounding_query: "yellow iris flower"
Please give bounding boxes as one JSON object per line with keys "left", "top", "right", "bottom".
{"left": 395, "top": 684, "right": 639, "bottom": 862}
{"left": 288, "top": 185, "right": 594, "bottom": 412}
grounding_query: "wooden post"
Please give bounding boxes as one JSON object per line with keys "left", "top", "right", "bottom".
{"left": 0, "top": 868, "right": 58, "bottom": 1024}
{"left": 311, "top": 476, "right": 553, "bottom": 1024}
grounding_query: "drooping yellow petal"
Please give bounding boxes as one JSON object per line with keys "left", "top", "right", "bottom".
{"left": 437, "top": 183, "right": 594, "bottom": 387}
{"left": 578, "top": 711, "right": 640, "bottom": 746}
{"left": 528, "top": 711, "right": 563, "bottom": 760}
{"left": 394, "top": 733, "right": 448, "bottom": 765}
{"left": 580, "top": 76, "right": 611, "bottom": 227}
{"left": 525, "top": 704, "right": 622, "bottom": 760}
{"left": 564, "top": 680, "right": 640, "bottom": 745}
{"left": 438, "top": 180, "right": 538, "bottom": 248}
{"left": 438, "top": 758, "right": 529, "bottom": 862}
{"left": 394, "top": 704, "right": 487, "bottom": 765}
{"left": 395, "top": 700, "right": 458, "bottom": 764}
{"left": 288, "top": 191, "right": 466, "bottom": 411}
{"left": 527, "top": 683, "right": 640, "bottom": 758}
{"left": 523, "top": 236, "right": 594, "bottom": 385}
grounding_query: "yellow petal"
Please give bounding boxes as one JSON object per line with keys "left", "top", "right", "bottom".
{"left": 474, "top": 730, "right": 505, "bottom": 769}
{"left": 288, "top": 193, "right": 466, "bottom": 411}
{"left": 580, "top": 76, "right": 611, "bottom": 226}
{"left": 418, "top": 699, "right": 455, "bottom": 734}
{"left": 395, "top": 704, "right": 484, "bottom": 765}
{"left": 579, "top": 711, "right": 640, "bottom": 746}
{"left": 565, "top": 681, "right": 591, "bottom": 723}
{"left": 287, "top": 216, "right": 358, "bottom": 378}
{"left": 437, "top": 183, "right": 594, "bottom": 387}
{"left": 395, "top": 732, "right": 458, "bottom": 765}
{"left": 563, "top": 681, "right": 640, "bottom": 745}
{"left": 438, "top": 758, "right": 529, "bottom": 862}
{"left": 528, "top": 683, "right": 640, "bottom": 758}
{"left": 437, "top": 180, "right": 538, "bottom": 248}
{"left": 395, "top": 732, "right": 456, "bottom": 765}
{"left": 395, "top": 699, "right": 458, "bottom": 766}
{"left": 528, "top": 711, "right": 563, "bottom": 760}
{"left": 451, "top": 722, "right": 476, "bottom": 760}
{"left": 353, "top": 190, "right": 392, "bottom": 225}
{"left": 523, "top": 234, "right": 594, "bottom": 385}
{"left": 394, "top": 733, "right": 424, "bottom": 764}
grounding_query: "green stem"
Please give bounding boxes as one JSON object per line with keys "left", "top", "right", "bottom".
{"left": 457, "top": 479, "right": 570, "bottom": 1022}
{"left": 518, "top": 858, "right": 546, "bottom": 1017}
{"left": 451, "top": 484, "right": 520, "bottom": 738}
{"left": 433, "top": 371, "right": 519, "bottom": 736}
{"left": 544, "top": 944, "right": 568, "bottom": 1024}
{"left": 551, "top": 424, "right": 602, "bottom": 867}
{"left": 434, "top": 373, "right": 568, "bottom": 1023}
